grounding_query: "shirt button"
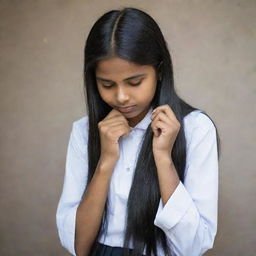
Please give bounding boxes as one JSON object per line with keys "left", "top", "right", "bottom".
{"left": 126, "top": 167, "right": 130, "bottom": 172}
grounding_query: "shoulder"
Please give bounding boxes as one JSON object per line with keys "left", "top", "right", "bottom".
{"left": 73, "top": 115, "right": 89, "bottom": 131}
{"left": 71, "top": 115, "right": 89, "bottom": 147}
{"left": 183, "top": 110, "right": 215, "bottom": 131}
{"left": 183, "top": 110, "right": 216, "bottom": 146}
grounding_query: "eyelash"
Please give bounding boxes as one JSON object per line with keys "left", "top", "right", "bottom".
{"left": 102, "top": 81, "right": 142, "bottom": 89}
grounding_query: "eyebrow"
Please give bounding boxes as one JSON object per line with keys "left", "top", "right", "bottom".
{"left": 96, "top": 73, "right": 147, "bottom": 82}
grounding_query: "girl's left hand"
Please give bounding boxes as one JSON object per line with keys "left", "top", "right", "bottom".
{"left": 150, "top": 104, "right": 181, "bottom": 155}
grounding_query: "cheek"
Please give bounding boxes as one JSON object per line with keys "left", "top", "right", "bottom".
{"left": 98, "top": 89, "right": 112, "bottom": 103}
{"left": 97, "top": 85, "right": 105, "bottom": 98}
{"left": 143, "top": 83, "right": 157, "bottom": 101}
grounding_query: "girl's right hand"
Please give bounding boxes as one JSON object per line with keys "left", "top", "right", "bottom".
{"left": 98, "top": 108, "right": 132, "bottom": 162}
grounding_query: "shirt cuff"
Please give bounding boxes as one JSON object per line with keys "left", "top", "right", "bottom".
{"left": 154, "top": 180, "right": 194, "bottom": 230}
{"left": 57, "top": 204, "right": 79, "bottom": 256}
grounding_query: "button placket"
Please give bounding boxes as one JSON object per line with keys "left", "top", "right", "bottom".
{"left": 124, "top": 131, "right": 144, "bottom": 172}
{"left": 108, "top": 158, "right": 121, "bottom": 215}
{"left": 116, "top": 134, "right": 136, "bottom": 199}
{"left": 124, "top": 134, "right": 136, "bottom": 173}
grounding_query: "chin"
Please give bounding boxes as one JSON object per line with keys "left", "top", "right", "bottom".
{"left": 123, "top": 111, "right": 137, "bottom": 118}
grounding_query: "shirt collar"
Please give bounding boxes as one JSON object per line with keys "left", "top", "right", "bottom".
{"left": 130, "top": 106, "right": 153, "bottom": 131}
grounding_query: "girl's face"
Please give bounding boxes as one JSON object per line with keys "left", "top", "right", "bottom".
{"left": 95, "top": 57, "right": 158, "bottom": 127}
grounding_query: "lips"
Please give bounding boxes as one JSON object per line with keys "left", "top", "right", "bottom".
{"left": 117, "top": 105, "right": 136, "bottom": 113}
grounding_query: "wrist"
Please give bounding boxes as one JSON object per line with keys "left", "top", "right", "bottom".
{"left": 153, "top": 151, "right": 173, "bottom": 163}
{"left": 97, "top": 155, "right": 117, "bottom": 172}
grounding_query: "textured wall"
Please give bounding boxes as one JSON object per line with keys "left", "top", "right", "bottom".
{"left": 0, "top": 0, "right": 255, "bottom": 255}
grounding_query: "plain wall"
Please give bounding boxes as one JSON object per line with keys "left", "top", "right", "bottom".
{"left": 0, "top": 0, "right": 255, "bottom": 255}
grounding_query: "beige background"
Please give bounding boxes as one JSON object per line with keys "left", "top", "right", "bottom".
{"left": 1, "top": 0, "right": 255, "bottom": 255}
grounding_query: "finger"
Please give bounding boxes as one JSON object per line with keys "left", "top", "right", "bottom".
{"left": 103, "top": 111, "right": 130, "bottom": 125}
{"left": 151, "top": 119, "right": 168, "bottom": 136}
{"left": 152, "top": 112, "right": 180, "bottom": 132}
{"left": 110, "top": 125, "right": 131, "bottom": 138}
{"left": 152, "top": 104, "right": 177, "bottom": 121}
{"left": 100, "top": 118, "right": 129, "bottom": 128}
{"left": 107, "top": 109, "right": 128, "bottom": 120}
{"left": 151, "top": 111, "right": 172, "bottom": 125}
{"left": 151, "top": 123, "right": 161, "bottom": 137}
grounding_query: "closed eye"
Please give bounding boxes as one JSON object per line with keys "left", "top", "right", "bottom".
{"left": 129, "top": 81, "right": 142, "bottom": 86}
{"left": 102, "top": 80, "right": 142, "bottom": 89}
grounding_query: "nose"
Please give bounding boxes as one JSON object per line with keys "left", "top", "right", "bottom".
{"left": 116, "top": 86, "right": 130, "bottom": 104}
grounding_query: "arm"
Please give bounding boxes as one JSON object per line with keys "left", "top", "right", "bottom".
{"left": 154, "top": 154, "right": 180, "bottom": 206}
{"left": 56, "top": 119, "right": 116, "bottom": 256}
{"left": 75, "top": 157, "right": 116, "bottom": 256}
{"left": 153, "top": 114, "right": 219, "bottom": 256}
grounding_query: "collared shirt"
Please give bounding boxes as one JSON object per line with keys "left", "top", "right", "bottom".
{"left": 56, "top": 106, "right": 219, "bottom": 256}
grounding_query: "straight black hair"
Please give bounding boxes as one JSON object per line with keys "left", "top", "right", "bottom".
{"left": 82, "top": 7, "right": 221, "bottom": 256}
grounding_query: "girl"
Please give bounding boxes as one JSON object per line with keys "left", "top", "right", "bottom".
{"left": 56, "top": 7, "right": 221, "bottom": 256}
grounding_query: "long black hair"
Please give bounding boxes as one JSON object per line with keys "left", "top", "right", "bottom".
{"left": 82, "top": 7, "right": 221, "bottom": 256}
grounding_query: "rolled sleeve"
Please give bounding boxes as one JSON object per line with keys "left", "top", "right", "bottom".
{"left": 56, "top": 118, "right": 88, "bottom": 256}
{"left": 57, "top": 205, "right": 79, "bottom": 256}
{"left": 154, "top": 112, "right": 219, "bottom": 256}
{"left": 154, "top": 181, "right": 196, "bottom": 230}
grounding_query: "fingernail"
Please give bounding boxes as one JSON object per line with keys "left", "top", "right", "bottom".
{"left": 152, "top": 109, "right": 156, "bottom": 113}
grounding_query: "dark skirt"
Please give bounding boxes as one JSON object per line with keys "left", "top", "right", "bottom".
{"left": 91, "top": 242, "right": 138, "bottom": 256}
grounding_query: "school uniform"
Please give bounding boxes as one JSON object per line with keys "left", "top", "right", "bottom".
{"left": 56, "top": 106, "right": 219, "bottom": 256}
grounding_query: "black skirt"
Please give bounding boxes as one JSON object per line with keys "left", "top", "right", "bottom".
{"left": 91, "top": 242, "right": 139, "bottom": 256}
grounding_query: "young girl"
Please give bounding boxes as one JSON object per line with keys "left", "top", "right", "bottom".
{"left": 56, "top": 7, "right": 221, "bottom": 256}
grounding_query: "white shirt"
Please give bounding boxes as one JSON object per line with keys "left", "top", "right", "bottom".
{"left": 56, "top": 106, "right": 219, "bottom": 256}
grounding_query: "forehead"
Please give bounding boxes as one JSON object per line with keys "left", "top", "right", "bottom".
{"left": 95, "top": 57, "right": 153, "bottom": 76}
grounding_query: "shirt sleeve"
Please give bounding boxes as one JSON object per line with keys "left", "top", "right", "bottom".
{"left": 154, "top": 113, "right": 219, "bottom": 256}
{"left": 56, "top": 119, "right": 88, "bottom": 256}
